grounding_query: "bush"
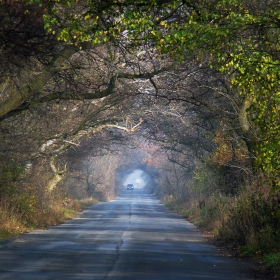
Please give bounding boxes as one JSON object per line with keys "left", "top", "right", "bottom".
{"left": 264, "top": 253, "right": 280, "bottom": 276}
{"left": 164, "top": 172, "right": 280, "bottom": 278}
{"left": 217, "top": 184, "right": 280, "bottom": 256}
{"left": 0, "top": 172, "right": 81, "bottom": 239}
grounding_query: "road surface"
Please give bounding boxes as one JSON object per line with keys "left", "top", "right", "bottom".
{"left": 0, "top": 189, "right": 258, "bottom": 279}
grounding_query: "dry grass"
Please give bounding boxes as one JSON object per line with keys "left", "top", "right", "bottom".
{"left": 164, "top": 176, "right": 280, "bottom": 277}
{"left": 0, "top": 194, "right": 97, "bottom": 241}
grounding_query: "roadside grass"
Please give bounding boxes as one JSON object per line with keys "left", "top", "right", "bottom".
{"left": 79, "top": 197, "right": 99, "bottom": 210}
{"left": 0, "top": 196, "right": 98, "bottom": 241}
{"left": 163, "top": 181, "right": 280, "bottom": 279}
{"left": 264, "top": 253, "right": 280, "bottom": 276}
{"left": 0, "top": 163, "right": 100, "bottom": 242}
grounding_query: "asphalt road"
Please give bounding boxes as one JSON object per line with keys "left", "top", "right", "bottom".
{"left": 0, "top": 188, "right": 258, "bottom": 279}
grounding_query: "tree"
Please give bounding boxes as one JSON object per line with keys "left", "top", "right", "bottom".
{"left": 16, "top": 0, "right": 278, "bottom": 187}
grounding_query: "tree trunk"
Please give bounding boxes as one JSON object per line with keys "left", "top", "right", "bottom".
{"left": 238, "top": 95, "right": 256, "bottom": 168}
{"left": 47, "top": 156, "right": 67, "bottom": 192}
{"left": 0, "top": 46, "right": 77, "bottom": 119}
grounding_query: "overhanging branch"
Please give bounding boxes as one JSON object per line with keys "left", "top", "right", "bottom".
{"left": 0, "top": 45, "right": 78, "bottom": 119}
{"left": 34, "top": 76, "right": 117, "bottom": 104}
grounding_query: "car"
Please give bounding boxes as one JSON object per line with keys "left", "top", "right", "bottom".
{"left": 127, "top": 184, "right": 134, "bottom": 190}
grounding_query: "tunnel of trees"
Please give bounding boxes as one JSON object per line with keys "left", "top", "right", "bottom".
{"left": 0, "top": 0, "right": 279, "bottom": 274}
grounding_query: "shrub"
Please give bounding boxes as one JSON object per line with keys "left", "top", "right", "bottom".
{"left": 264, "top": 253, "right": 280, "bottom": 276}
{"left": 217, "top": 182, "right": 280, "bottom": 256}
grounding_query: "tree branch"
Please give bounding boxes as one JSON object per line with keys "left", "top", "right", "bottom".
{"left": 33, "top": 76, "right": 117, "bottom": 104}
{"left": 118, "top": 66, "right": 172, "bottom": 80}
{"left": 0, "top": 45, "right": 78, "bottom": 119}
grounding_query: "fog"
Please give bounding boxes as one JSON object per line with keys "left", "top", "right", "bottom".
{"left": 123, "top": 169, "right": 146, "bottom": 189}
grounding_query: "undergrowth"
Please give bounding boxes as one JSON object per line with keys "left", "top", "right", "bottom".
{"left": 0, "top": 196, "right": 98, "bottom": 241}
{"left": 0, "top": 163, "right": 100, "bottom": 241}
{"left": 164, "top": 178, "right": 280, "bottom": 278}
{"left": 0, "top": 194, "right": 80, "bottom": 241}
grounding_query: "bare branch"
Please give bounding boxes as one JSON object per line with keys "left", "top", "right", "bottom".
{"left": 63, "top": 140, "right": 80, "bottom": 146}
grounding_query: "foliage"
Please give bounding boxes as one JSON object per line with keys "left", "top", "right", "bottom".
{"left": 3, "top": 0, "right": 278, "bottom": 189}
{"left": 191, "top": 163, "right": 219, "bottom": 195}
{"left": 38, "top": 0, "right": 280, "bottom": 186}
{"left": 162, "top": 157, "right": 280, "bottom": 276}
{"left": 154, "top": 0, "right": 280, "bottom": 187}
{"left": 221, "top": 185, "right": 280, "bottom": 254}
{"left": 264, "top": 253, "right": 280, "bottom": 276}
{"left": 0, "top": 162, "right": 81, "bottom": 240}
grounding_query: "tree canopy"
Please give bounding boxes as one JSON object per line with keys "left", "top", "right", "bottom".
{"left": 19, "top": 0, "right": 279, "bottom": 187}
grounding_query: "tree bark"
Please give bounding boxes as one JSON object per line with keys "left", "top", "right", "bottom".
{"left": 0, "top": 46, "right": 78, "bottom": 119}
{"left": 47, "top": 156, "right": 67, "bottom": 192}
{"left": 238, "top": 95, "right": 256, "bottom": 167}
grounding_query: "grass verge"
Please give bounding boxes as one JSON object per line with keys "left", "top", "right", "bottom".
{"left": 0, "top": 197, "right": 98, "bottom": 241}
{"left": 163, "top": 185, "right": 280, "bottom": 279}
